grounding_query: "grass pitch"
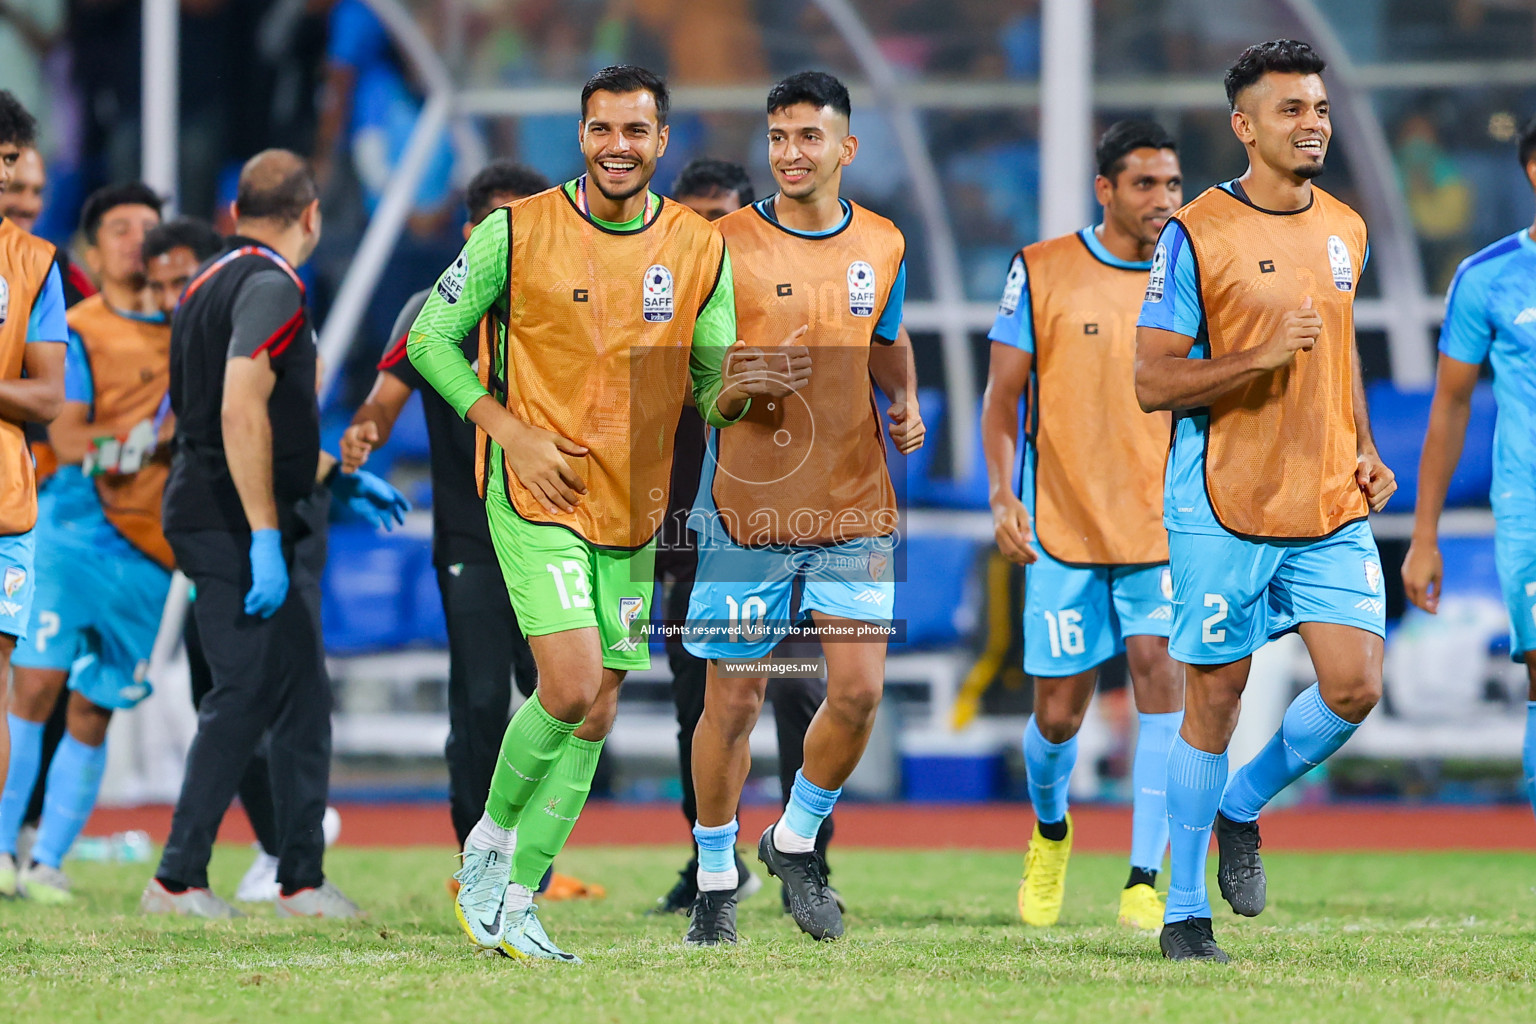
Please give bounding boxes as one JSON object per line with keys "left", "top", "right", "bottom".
{"left": 3, "top": 844, "right": 1534, "bottom": 1023}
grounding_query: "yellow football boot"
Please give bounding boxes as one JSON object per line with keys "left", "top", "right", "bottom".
{"left": 1117, "top": 882, "right": 1164, "bottom": 932}
{"left": 1017, "top": 815, "right": 1072, "bottom": 927}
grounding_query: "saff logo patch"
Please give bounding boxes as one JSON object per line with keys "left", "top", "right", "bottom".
{"left": 642, "top": 265, "right": 674, "bottom": 322}
{"left": 0, "top": 275, "right": 9, "bottom": 326}
{"left": 436, "top": 252, "right": 468, "bottom": 304}
{"left": 998, "top": 257, "right": 1025, "bottom": 316}
{"left": 1327, "top": 235, "right": 1353, "bottom": 292}
{"left": 4, "top": 566, "right": 26, "bottom": 597}
{"left": 1145, "top": 244, "right": 1167, "bottom": 303}
{"left": 847, "top": 261, "right": 876, "bottom": 317}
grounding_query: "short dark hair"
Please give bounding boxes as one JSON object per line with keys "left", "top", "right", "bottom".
{"left": 235, "top": 150, "right": 318, "bottom": 225}
{"left": 142, "top": 217, "right": 224, "bottom": 265}
{"left": 465, "top": 162, "right": 550, "bottom": 223}
{"left": 1224, "top": 39, "right": 1327, "bottom": 110}
{"left": 767, "top": 71, "right": 851, "bottom": 120}
{"left": 1096, "top": 120, "right": 1178, "bottom": 180}
{"left": 0, "top": 90, "right": 36, "bottom": 148}
{"left": 1519, "top": 114, "right": 1536, "bottom": 172}
{"left": 79, "top": 183, "right": 163, "bottom": 245}
{"left": 581, "top": 65, "right": 670, "bottom": 126}
{"left": 670, "top": 158, "right": 755, "bottom": 206}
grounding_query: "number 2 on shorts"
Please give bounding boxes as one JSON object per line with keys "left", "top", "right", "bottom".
{"left": 1202, "top": 593, "right": 1229, "bottom": 644}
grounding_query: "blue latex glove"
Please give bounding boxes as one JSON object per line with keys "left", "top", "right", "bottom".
{"left": 330, "top": 468, "right": 411, "bottom": 530}
{"left": 245, "top": 529, "right": 289, "bottom": 619}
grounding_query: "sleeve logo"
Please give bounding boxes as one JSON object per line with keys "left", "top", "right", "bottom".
{"left": 847, "top": 261, "right": 876, "bottom": 316}
{"left": 436, "top": 252, "right": 469, "bottom": 304}
{"left": 1144, "top": 243, "right": 1167, "bottom": 303}
{"left": 998, "top": 257, "right": 1025, "bottom": 316}
{"left": 1327, "top": 235, "right": 1353, "bottom": 292}
{"left": 643, "top": 264, "right": 674, "bottom": 322}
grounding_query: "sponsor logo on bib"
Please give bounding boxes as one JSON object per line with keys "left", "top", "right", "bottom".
{"left": 643, "top": 264, "right": 674, "bottom": 322}
{"left": 1327, "top": 235, "right": 1353, "bottom": 292}
{"left": 998, "top": 258, "right": 1025, "bottom": 316}
{"left": 848, "top": 261, "right": 876, "bottom": 317}
{"left": 436, "top": 252, "right": 469, "bottom": 304}
{"left": 1145, "top": 244, "right": 1167, "bottom": 303}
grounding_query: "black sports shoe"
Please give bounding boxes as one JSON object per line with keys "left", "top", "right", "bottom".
{"left": 683, "top": 888, "right": 738, "bottom": 947}
{"left": 1215, "top": 812, "right": 1266, "bottom": 917}
{"left": 1159, "top": 917, "right": 1231, "bottom": 962}
{"left": 757, "top": 826, "right": 843, "bottom": 941}
{"left": 651, "top": 856, "right": 698, "bottom": 916}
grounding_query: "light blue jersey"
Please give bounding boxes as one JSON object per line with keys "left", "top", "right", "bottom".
{"left": 1438, "top": 228, "right": 1536, "bottom": 533}
{"left": 1137, "top": 182, "right": 1368, "bottom": 537}
{"left": 988, "top": 226, "right": 1151, "bottom": 354}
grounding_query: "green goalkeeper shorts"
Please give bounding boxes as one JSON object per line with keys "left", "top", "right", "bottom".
{"left": 485, "top": 451, "right": 655, "bottom": 670}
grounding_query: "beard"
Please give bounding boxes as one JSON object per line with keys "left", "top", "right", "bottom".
{"left": 1295, "top": 158, "right": 1326, "bottom": 180}
{"left": 591, "top": 164, "right": 652, "bottom": 203}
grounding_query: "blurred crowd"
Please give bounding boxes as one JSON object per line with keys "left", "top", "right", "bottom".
{"left": 4, "top": 0, "right": 1536, "bottom": 388}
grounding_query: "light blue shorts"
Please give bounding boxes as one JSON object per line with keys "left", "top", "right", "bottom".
{"left": 1167, "top": 520, "right": 1385, "bottom": 666}
{"left": 1494, "top": 528, "right": 1536, "bottom": 661}
{"left": 0, "top": 531, "right": 37, "bottom": 641}
{"left": 683, "top": 528, "right": 895, "bottom": 660}
{"left": 13, "top": 532, "right": 171, "bottom": 710}
{"left": 1023, "top": 548, "right": 1172, "bottom": 677}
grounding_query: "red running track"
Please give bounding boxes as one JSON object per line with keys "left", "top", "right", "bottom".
{"left": 85, "top": 801, "right": 1535, "bottom": 852}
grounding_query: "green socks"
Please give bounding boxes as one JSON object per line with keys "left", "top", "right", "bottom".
{"left": 485, "top": 696, "right": 580, "bottom": 830}
{"left": 511, "top": 735, "right": 604, "bottom": 890}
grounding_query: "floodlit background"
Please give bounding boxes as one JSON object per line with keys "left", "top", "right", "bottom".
{"left": 10, "top": 0, "right": 1534, "bottom": 815}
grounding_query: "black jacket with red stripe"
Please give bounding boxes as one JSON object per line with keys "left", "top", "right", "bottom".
{"left": 163, "top": 236, "right": 320, "bottom": 536}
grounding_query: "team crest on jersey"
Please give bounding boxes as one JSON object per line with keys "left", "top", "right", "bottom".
{"left": 1145, "top": 244, "right": 1167, "bottom": 303}
{"left": 1363, "top": 560, "right": 1381, "bottom": 595}
{"left": 643, "top": 264, "right": 674, "bottom": 322}
{"left": 0, "top": 275, "right": 9, "bottom": 326}
{"left": 3, "top": 566, "right": 25, "bottom": 598}
{"left": 867, "top": 550, "right": 889, "bottom": 582}
{"left": 998, "top": 258, "right": 1025, "bottom": 316}
{"left": 619, "top": 596, "right": 644, "bottom": 630}
{"left": 1327, "top": 235, "right": 1353, "bottom": 292}
{"left": 437, "top": 252, "right": 468, "bottom": 304}
{"left": 847, "top": 261, "right": 876, "bottom": 317}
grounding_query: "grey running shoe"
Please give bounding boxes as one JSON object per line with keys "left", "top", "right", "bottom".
{"left": 1215, "top": 812, "right": 1266, "bottom": 917}
{"left": 139, "top": 878, "right": 244, "bottom": 918}
{"left": 276, "top": 879, "right": 364, "bottom": 918}
{"left": 236, "top": 848, "right": 280, "bottom": 902}
{"left": 1160, "top": 917, "right": 1231, "bottom": 962}
{"left": 683, "top": 889, "right": 738, "bottom": 947}
{"left": 19, "top": 860, "right": 73, "bottom": 904}
{"left": 0, "top": 852, "right": 18, "bottom": 897}
{"left": 757, "top": 826, "right": 843, "bottom": 941}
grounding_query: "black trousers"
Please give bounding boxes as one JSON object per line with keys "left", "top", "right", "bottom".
{"left": 184, "top": 608, "right": 281, "bottom": 858}
{"left": 439, "top": 560, "right": 537, "bottom": 847}
{"left": 156, "top": 529, "right": 332, "bottom": 891}
{"left": 664, "top": 573, "right": 833, "bottom": 856}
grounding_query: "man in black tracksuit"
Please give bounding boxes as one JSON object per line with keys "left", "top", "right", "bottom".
{"left": 142, "top": 150, "right": 405, "bottom": 919}
{"left": 340, "top": 162, "right": 550, "bottom": 855}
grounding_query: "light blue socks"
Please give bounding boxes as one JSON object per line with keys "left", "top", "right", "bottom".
{"left": 775, "top": 770, "right": 840, "bottom": 855}
{"left": 1023, "top": 714, "right": 1076, "bottom": 826}
{"left": 1130, "top": 711, "right": 1181, "bottom": 873}
{"left": 0, "top": 715, "right": 45, "bottom": 856}
{"left": 31, "top": 734, "right": 108, "bottom": 869}
{"left": 1164, "top": 735, "right": 1227, "bottom": 922}
{"left": 693, "top": 818, "right": 739, "bottom": 891}
{"left": 1220, "top": 684, "right": 1357, "bottom": 824}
